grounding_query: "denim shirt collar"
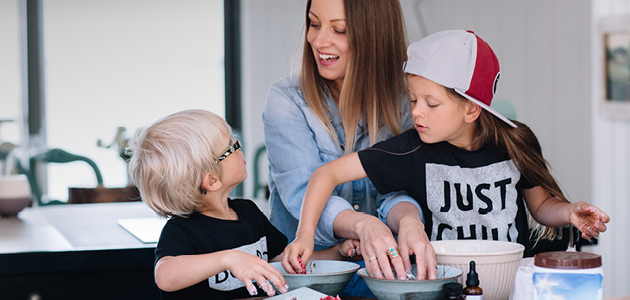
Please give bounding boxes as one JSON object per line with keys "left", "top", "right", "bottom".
{"left": 324, "top": 93, "right": 367, "bottom": 152}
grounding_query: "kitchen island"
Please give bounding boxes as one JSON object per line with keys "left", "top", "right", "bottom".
{"left": 0, "top": 202, "right": 162, "bottom": 299}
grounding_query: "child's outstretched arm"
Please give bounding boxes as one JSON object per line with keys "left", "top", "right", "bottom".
{"left": 155, "top": 251, "right": 288, "bottom": 296}
{"left": 273, "top": 238, "right": 361, "bottom": 265}
{"left": 281, "top": 153, "right": 366, "bottom": 273}
{"left": 524, "top": 186, "right": 610, "bottom": 239}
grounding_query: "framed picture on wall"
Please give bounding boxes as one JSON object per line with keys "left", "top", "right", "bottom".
{"left": 600, "top": 17, "right": 630, "bottom": 119}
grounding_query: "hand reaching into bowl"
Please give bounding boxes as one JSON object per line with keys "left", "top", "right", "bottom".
{"left": 395, "top": 214, "right": 437, "bottom": 280}
{"left": 352, "top": 214, "right": 407, "bottom": 280}
{"left": 282, "top": 237, "right": 361, "bottom": 274}
{"left": 282, "top": 233, "right": 315, "bottom": 275}
{"left": 387, "top": 202, "right": 437, "bottom": 280}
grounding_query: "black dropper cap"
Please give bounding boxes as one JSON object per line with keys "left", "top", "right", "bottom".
{"left": 466, "top": 261, "right": 479, "bottom": 286}
{"left": 443, "top": 282, "right": 463, "bottom": 295}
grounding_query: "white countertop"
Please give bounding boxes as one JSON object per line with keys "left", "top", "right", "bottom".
{"left": 0, "top": 201, "right": 161, "bottom": 254}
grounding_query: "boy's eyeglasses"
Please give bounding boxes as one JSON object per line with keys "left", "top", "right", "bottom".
{"left": 215, "top": 135, "right": 241, "bottom": 163}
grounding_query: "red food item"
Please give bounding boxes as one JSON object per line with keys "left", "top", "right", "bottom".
{"left": 297, "top": 257, "right": 307, "bottom": 274}
{"left": 320, "top": 296, "right": 341, "bottom": 300}
{"left": 576, "top": 210, "right": 599, "bottom": 231}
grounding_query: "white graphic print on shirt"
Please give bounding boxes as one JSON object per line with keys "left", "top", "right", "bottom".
{"left": 426, "top": 160, "right": 521, "bottom": 242}
{"left": 208, "top": 236, "right": 269, "bottom": 291}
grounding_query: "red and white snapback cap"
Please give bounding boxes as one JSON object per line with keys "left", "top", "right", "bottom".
{"left": 403, "top": 30, "right": 517, "bottom": 128}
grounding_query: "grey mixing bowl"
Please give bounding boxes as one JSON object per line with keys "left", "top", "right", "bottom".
{"left": 270, "top": 260, "right": 360, "bottom": 296}
{"left": 358, "top": 264, "right": 462, "bottom": 300}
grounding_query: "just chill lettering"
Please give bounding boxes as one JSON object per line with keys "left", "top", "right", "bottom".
{"left": 425, "top": 160, "right": 521, "bottom": 242}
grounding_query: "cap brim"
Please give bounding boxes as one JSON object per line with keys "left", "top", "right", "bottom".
{"left": 455, "top": 89, "right": 518, "bottom": 128}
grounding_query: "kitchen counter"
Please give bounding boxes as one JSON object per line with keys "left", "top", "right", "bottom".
{"left": 0, "top": 202, "right": 162, "bottom": 299}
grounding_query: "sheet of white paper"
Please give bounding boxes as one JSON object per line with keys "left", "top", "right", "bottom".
{"left": 266, "top": 287, "right": 327, "bottom": 300}
{"left": 117, "top": 218, "right": 167, "bottom": 243}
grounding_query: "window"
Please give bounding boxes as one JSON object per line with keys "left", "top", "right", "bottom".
{"left": 0, "top": 0, "right": 21, "bottom": 147}
{"left": 32, "top": 0, "right": 224, "bottom": 201}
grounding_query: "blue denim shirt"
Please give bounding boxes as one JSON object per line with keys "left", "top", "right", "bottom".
{"left": 262, "top": 76, "right": 422, "bottom": 247}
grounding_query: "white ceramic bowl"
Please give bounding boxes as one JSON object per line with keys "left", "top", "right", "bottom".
{"left": 0, "top": 175, "right": 32, "bottom": 217}
{"left": 270, "top": 260, "right": 360, "bottom": 296}
{"left": 431, "top": 240, "right": 524, "bottom": 300}
{"left": 357, "top": 264, "right": 462, "bottom": 300}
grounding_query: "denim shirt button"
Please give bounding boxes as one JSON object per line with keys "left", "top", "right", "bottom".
{"left": 353, "top": 204, "right": 360, "bottom": 211}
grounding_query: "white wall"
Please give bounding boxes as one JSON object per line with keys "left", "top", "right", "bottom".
{"left": 240, "top": 0, "right": 305, "bottom": 205}
{"left": 591, "top": 0, "right": 630, "bottom": 298}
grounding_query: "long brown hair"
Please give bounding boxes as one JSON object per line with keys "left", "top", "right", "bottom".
{"left": 475, "top": 109, "right": 569, "bottom": 240}
{"left": 301, "top": 0, "right": 408, "bottom": 153}
{"left": 444, "top": 88, "right": 568, "bottom": 240}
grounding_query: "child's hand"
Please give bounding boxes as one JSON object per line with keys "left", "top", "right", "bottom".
{"left": 569, "top": 202, "right": 610, "bottom": 239}
{"left": 225, "top": 251, "right": 288, "bottom": 297}
{"left": 338, "top": 238, "right": 361, "bottom": 258}
{"left": 282, "top": 236, "right": 314, "bottom": 274}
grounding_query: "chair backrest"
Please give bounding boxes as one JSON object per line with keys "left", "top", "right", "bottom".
{"left": 490, "top": 98, "right": 518, "bottom": 121}
{"left": 28, "top": 148, "right": 104, "bottom": 206}
{"left": 253, "top": 144, "right": 268, "bottom": 199}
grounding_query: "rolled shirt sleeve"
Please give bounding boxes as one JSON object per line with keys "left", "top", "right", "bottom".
{"left": 377, "top": 191, "right": 424, "bottom": 226}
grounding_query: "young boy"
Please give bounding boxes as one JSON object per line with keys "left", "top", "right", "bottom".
{"left": 126, "top": 109, "right": 358, "bottom": 300}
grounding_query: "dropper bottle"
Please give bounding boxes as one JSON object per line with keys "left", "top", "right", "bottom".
{"left": 463, "top": 260, "right": 483, "bottom": 299}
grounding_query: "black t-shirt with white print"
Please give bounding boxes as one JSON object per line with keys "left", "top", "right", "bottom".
{"left": 358, "top": 129, "right": 533, "bottom": 254}
{"left": 155, "top": 198, "right": 288, "bottom": 300}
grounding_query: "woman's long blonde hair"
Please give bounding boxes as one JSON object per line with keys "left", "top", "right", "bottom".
{"left": 301, "top": 0, "right": 408, "bottom": 153}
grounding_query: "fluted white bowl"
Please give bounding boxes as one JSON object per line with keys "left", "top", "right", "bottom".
{"left": 431, "top": 240, "right": 524, "bottom": 300}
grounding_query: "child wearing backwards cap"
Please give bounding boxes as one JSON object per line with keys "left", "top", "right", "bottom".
{"left": 283, "top": 30, "right": 610, "bottom": 281}
{"left": 126, "top": 109, "right": 359, "bottom": 300}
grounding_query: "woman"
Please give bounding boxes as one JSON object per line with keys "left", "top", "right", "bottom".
{"left": 262, "top": 0, "right": 429, "bottom": 292}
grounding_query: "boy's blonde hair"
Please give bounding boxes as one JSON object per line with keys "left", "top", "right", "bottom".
{"left": 126, "top": 109, "right": 232, "bottom": 217}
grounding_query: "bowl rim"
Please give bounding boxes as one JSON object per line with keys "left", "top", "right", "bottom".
{"left": 356, "top": 265, "right": 462, "bottom": 282}
{"left": 431, "top": 240, "right": 525, "bottom": 256}
{"left": 269, "top": 260, "right": 361, "bottom": 277}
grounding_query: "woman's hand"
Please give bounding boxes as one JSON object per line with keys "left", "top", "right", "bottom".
{"left": 395, "top": 214, "right": 437, "bottom": 280}
{"left": 354, "top": 215, "right": 406, "bottom": 280}
{"left": 281, "top": 235, "right": 314, "bottom": 275}
{"left": 569, "top": 201, "right": 610, "bottom": 239}
{"left": 225, "top": 251, "right": 288, "bottom": 297}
